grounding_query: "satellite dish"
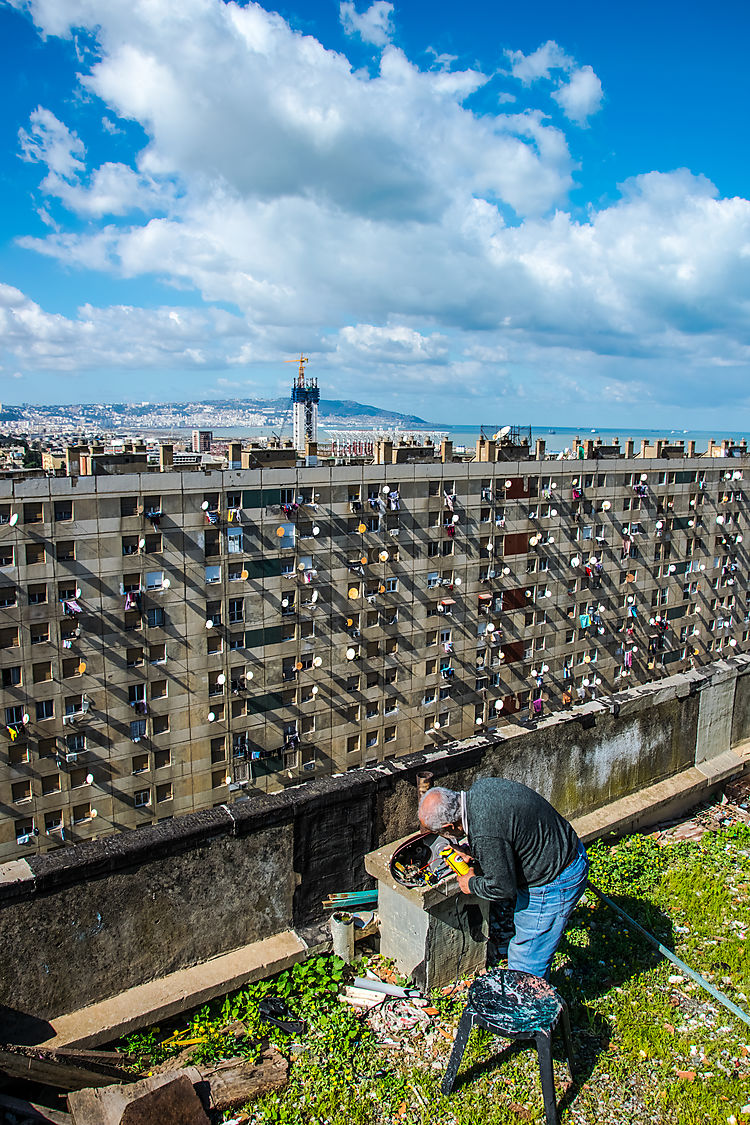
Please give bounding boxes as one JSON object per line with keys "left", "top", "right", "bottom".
{"left": 495, "top": 426, "right": 511, "bottom": 439}
{"left": 433, "top": 720, "right": 441, "bottom": 728}
{"left": 311, "top": 590, "right": 319, "bottom": 603}
{"left": 358, "top": 523, "right": 367, "bottom": 533}
{"left": 382, "top": 484, "right": 390, "bottom": 494}
{"left": 78, "top": 661, "right": 86, "bottom": 674}
{"left": 295, "top": 661, "right": 304, "bottom": 671}
{"left": 207, "top": 711, "right": 216, "bottom": 722}
{"left": 281, "top": 598, "right": 289, "bottom": 608}
{"left": 9, "top": 513, "right": 17, "bottom": 526}
{"left": 217, "top": 673, "right": 226, "bottom": 685}
{"left": 163, "top": 579, "right": 170, "bottom": 588}
{"left": 475, "top": 716, "right": 483, "bottom": 725}
{"left": 297, "top": 562, "right": 305, "bottom": 571}
{"left": 241, "top": 569, "right": 248, "bottom": 579}
{"left": 486, "top": 623, "right": 495, "bottom": 633}
{"left": 246, "top": 670, "right": 254, "bottom": 680}
{"left": 502, "top": 566, "right": 511, "bottom": 575}
{"left": 205, "top": 619, "right": 213, "bottom": 629}
{"left": 551, "top": 508, "right": 558, "bottom": 516}
{"left": 348, "top": 588, "right": 359, "bottom": 600}
{"left": 452, "top": 514, "right": 459, "bottom": 523}
{"left": 313, "top": 656, "right": 323, "bottom": 667}
{"left": 276, "top": 527, "right": 286, "bottom": 537}
{"left": 454, "top": 577, "right": 462, "bottom": 586}
{"left": 85, "top": 773, "right": 94, "bottom": 785}
{"left": 530, "top": 668, "right": 538, "bottom": 677}
{"left": 201, "top": 501, "right": 209, "bottom": 510}
{"left": 75, "top": 587, "right": 82, "bottom": 598}
{"left": 138, "top": 538, "right": 146, "bottom": 549}
{"left": 312, "top": 526, "right": 320, "bottom": 535}
{"left": 346, "top": 647, "right": 357, "bottom": 660}
{"left": 22, "top": 713, "right": 30, "bottom": 725}
{"left": 379, "top": 551, "right": 389, "bottom": 562}
{"left": 494, "top": 699, "right": 504, "bottom": 710}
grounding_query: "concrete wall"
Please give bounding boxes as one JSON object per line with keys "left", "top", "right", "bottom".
{"left": 1, "top": 655, "right": 749, "bottom": 1022}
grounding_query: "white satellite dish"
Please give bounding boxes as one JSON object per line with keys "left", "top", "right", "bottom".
{"left": 311, "top": 590, "right": 319, "bottom": 603}
{"left": 246, "top": 670, "right": 254, "bottom": 680}
{"left": 313, "top": 656, "right": 323, "bottom": 667}
{"left": 201, "top": 501, "right": 209, "bottom": 510}
{"left": 217, "top": 673, "right": 226, "bottom": 685}
{"left": 494, "top": 426, "right": 511, "bottom": 439}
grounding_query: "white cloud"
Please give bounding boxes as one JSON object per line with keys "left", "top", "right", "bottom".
{"left": 18, "top": 107, "right": 85, "bottom": 178}
{"left": 0, "top": 283, "right": 251, "bottom": 372}
{"left": 508, "top": 41, "right": 572, "bottom": 84}
{"left": 507, "top": 39, "right": 603, "bottom": 125}
{"left": 552, "top": 65, "right": 603, "bottom": 125}
{"left": 4, "top": 1, "right": 750, "bottom": 419}
{"left": 339, "top": 1, "right": 394, "bottom": 47}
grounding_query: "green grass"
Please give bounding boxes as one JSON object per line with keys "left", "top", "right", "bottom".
{"left": 121, "top": 824, "right": 750, "bottom": 1124}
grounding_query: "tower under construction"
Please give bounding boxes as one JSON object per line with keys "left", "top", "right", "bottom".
{"left": 290, "top": 356, "right": 320, "bottom": 452}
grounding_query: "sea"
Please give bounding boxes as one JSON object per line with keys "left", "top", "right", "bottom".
{"left": 178, "top": 423, "right": 750, "bottom": 457}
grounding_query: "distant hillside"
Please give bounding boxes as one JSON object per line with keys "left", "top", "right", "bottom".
{"left": 2, "top": 396, "right": 437, "bottom": 431}
{"left": 261, "top": 397, "right": 432, "bottom": 426}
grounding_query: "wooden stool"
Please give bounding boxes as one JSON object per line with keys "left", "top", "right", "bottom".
{"left": 441, "top": 968, "right": 574, "bottom": 1125}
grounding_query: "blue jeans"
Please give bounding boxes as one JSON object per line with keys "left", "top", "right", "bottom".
{"left": 507, "top": 842, "right": 589, "bottom": 980}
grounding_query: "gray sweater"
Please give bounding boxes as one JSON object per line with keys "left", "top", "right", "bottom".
{"left": 465, "top": 778, "right": 580, "bottom": 901}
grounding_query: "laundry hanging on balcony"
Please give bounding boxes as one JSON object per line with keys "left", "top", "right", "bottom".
{"left": 205, "top": 510, "right": 220, "bottom": 525}
{"left": 124, "top": 591, "right": 141, "bottom": 612}
{"left": 388, "top": 491, "right": 400, "bottom": 511}
{"left": 579, "top": 613, "right": 592, "bottom": 629}
{"left": 63, "top": 599, "right": 82, "bottom": 615}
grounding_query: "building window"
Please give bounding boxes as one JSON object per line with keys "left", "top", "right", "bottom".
{"left": 130, "top": 719, "right": 147, "bottom": 741}
{"left": 145, "top": 570, "right": 164, "bottom": 590}
{"left": 146, "top": 607, "right": 165, "bottom": 627}
{"left": 56, "top": 541, "right": 75, "bottom": 562}
{"left": 36, "top": 699, "right": 54, "bottom": 721}
{"left": 150, "top": 643, "right": 167, "bottom": 664}
{"left": 27, "top": 583, "right": 46, "bottom": 605}
{"left": 133, "top": 789, "right": 151, "bottom": 808}
{"left": 156, "top": 783, "right": 173, "bottom": 803}
{"left": 205, "top": 565, "right": 221, "bottom": 584}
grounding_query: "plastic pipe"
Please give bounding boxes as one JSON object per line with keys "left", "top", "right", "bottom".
{"left": 330, "top": 910, "right": 355, "bottom": 963}
{"left": 587, "top": 882, "right": 750, "bottom": 1029}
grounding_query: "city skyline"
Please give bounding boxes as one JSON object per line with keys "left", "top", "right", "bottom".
{"left": 1, "top": 0, "right": 750, "bottom": 425}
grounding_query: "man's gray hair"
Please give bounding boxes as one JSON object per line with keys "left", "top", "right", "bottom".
{"left": 419, "top": 786, "right": 461, "bottom": 832}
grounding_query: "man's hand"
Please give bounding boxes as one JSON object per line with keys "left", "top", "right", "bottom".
{"left": 457, "top": 866, "right": 475, "bottom": 895}
{"left": 452, "top": 849, "right": 473, "bottom": 863}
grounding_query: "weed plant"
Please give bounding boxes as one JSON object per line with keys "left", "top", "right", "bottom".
{"left": 121, "top": 824, "right": 750, "bottom": 1123}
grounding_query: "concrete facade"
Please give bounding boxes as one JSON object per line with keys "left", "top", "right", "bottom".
{"left": 0, "top": 441, "right": 747, "bottom": 861}
{"left": 0, "top": 654, "right": 748, "bottom": 1026}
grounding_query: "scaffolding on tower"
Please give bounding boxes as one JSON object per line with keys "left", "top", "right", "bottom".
{"left": 286, "top": 355, "right": 320, "bottom": 452}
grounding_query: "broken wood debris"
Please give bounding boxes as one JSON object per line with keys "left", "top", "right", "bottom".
{"left": 66, "top": 1051, "right": 288, "bottom": 1124}
{"left": 0, "top": 1043, "right": 142, "bottom": 1091}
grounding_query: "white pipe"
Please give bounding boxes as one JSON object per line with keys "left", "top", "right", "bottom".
{"left": 330, "top": 911, "right": 355, "bottom": 963}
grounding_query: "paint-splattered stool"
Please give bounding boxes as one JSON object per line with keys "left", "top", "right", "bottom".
{"left": 441, "top": 968, "right": 575, "bottom": 1125}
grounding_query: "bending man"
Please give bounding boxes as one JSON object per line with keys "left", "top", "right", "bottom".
{"left": 418, "top": 778, "right": 589, "bottom": 980}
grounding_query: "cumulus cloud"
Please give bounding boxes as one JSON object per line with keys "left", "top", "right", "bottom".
{"left": 552, "top": 65, "right": 603, "bottom": 125}
{"left": 18, "top": 107, "right": 85, "bottom": 178}
{"left": 507, "top": 39, "right": 603, "bottom": 124}
{"left": 339, "top": 1, "right": 394, "bottom": 47}
{"left": 4, "top": 0, "right": 750, "bottom": 418}
{"left": 0, "top": 283, "right": 250, "bottom": 372}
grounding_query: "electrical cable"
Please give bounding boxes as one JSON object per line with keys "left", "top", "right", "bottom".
{"left": 587, "top": 882, "right": 750, "bottom": 1030}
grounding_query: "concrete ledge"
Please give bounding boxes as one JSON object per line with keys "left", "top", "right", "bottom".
{"left": 572, "top": 745, "right": 750, "bottom": 842}
{"left": 40, "top": 929, "right": 307, "bottom": 1050}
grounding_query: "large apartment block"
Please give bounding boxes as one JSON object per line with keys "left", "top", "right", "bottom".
{"left": 0, "top": 433, "right": 747, "bottom": 859}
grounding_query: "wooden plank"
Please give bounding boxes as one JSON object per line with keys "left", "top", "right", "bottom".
{"left": 0, "top": 1043, "right": 139, "bottom": 1091}
{"left": 0, "top": 1092, "right": 72, "bottom": 1124}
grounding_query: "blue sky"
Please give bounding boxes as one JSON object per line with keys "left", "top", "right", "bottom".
{"left": 1, "top": 0, "right": 750, "bottom": 427}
